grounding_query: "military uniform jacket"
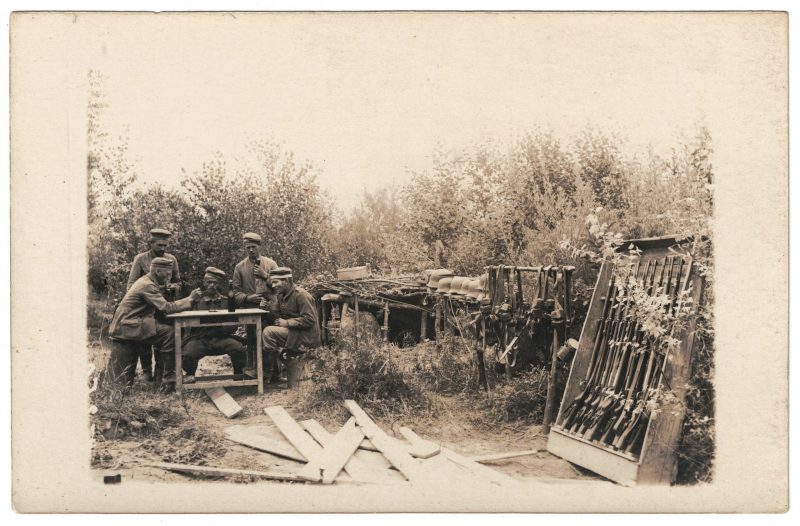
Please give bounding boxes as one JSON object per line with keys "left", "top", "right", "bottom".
{"left": 276, "top": 285, "right": 321, "bottom": 350}
{"left": 127, "top": 250, "right": 181, "bottom": 291}
{"left": 232, "top": 255, "right": 278, "bottom": 307}
{"left": 110, "top": 274, "right": 193, "bottom": 341}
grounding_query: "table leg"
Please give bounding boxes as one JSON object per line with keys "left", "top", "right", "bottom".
{"left": 175, "top": 320, "right": 183, "bottom": 395}
{"left": 256, "top": 317, "right": 264, "bottom": 395}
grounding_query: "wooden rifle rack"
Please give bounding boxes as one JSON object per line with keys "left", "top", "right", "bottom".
{"left": 547, "top": 236, "right": 704, "bottom": 486}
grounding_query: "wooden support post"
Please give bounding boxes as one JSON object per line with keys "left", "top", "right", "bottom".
{"left": 477, "top": 317, "right": 488, "bottom": 392}
{"left": 321, "top": 300, "right": 328, "bottom": 347}
{"left": 353, "top": 293, "right": 360, "bottom": 349}
{"left": 420, "top": 309, "right": 428, "bottom": 341}
{"left": 382, "top": 302, "right": 390, "bottom": 343}
{"left": 434, "top": 298, "right": 442, "bottom": 343}
{"left": 542, "top": 322, "right": 560, "bottom": 435}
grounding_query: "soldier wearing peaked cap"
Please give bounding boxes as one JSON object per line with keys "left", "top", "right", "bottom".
{"left": 125, "top": 228, "right": 182, "bottom": 382}
{"left": 108, "top": 257, "right": 202, "bottom": 388}
{"left": 180, "top": 267, "right": 247, "bottom": 384}
{"left": 232, "top": 232, "right": 278, "bottom": 307}
{"left": 232, "top": 232, "right": 279, "bottom": 377}
{"left": 256, "top": 266, "right": 321, "bottom": 383}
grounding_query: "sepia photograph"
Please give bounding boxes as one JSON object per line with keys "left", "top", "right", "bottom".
{"left": 8, "top": 8, "right": 790, "bottom": 514}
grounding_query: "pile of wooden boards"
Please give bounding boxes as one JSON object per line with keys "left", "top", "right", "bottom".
{"left": 152, "top": 400, "right": 528, "bottom": 487}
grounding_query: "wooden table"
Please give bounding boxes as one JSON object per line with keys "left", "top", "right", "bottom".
{"left": 167, "top": 308, "right": 267, "bottom": 395}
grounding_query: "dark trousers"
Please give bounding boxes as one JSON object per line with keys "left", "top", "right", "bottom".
{"left": 182, "top": 337, "right": 246, "bottom": 375}
{"left": 247, "top": 323, "right": 280, "bottom": 378}
{"left": 108, "top": 322, "right": 175, "bottom": 386}
{"left": 137, "top": 345, "right": 155, "bottom": 376}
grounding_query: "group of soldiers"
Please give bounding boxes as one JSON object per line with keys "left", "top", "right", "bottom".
{"left": 107, "top": 228, "right": 321, "bottom": 390}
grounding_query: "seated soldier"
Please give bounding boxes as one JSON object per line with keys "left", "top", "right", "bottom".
{"left": 182, "top": 267, "right": 247, "bottom": 383}
{"left": 108, "top": 257, "right": 201, "bottom": 388}
{"left": 259, "top": 267, "right": 321, "bottom": 381}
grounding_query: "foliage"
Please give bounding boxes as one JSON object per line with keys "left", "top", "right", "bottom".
{"left": 88, "top": 72, "right": 333, "bottom": 299}
{"left": 302, "top": 333, "right": 432, "bottom": 420}
{"left": 88, "top": 73, "right": 714, "bottom": 483}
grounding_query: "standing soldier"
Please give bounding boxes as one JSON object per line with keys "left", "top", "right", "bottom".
{"left": 261, "top": 267, "right": 321, "bottom": 386}
{"left": 108, "top": 257, "right": 201, "bottom": 388}
{"left": 232, "top": 232, "right": 278, "bottom": 379}
{"left": 126, "top": 228, "right": 182, "bottom": 382}
{"left": 181, "top": 267, "right": 247, "bottom": 383}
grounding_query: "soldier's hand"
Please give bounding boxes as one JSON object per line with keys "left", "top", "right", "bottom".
{"left": 253, "top": 264, "right": 270, "bottom": 279}
{"left": 275, "top": 318, "right": 288, "bottom": 328}
{"left": 189, "top": 288, "right": 203, "bottom": 301}
{"left": 246, "top": 294, "right": 261, "bottom": 304}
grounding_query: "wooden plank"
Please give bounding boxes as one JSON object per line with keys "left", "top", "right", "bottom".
{"left": 300, "top": 419, "right": 398, "bottom": 482}
{"left": 470, "top": 449, "right": 541, "bottom": 463}
{"left": 265, "top": 406, "right": 325, "bottom": 482}
{"left": 344, "top": 400, "right": 423, "bottom": 481}
{"left": 360, "top": 438, "right": 379, "bottom": 452}
{"left": 547, "top": 428, "right": 638, "bottom": 486}
{"left": 337, "top": 264, "right": 370, "bottom": 280}
{"left": 224, "top": 426, "right": 306, "bottom": 462}
{"left": 398, "top": 427, "right": 441, "bottom": 459}
{"left": 147, "top": 461, "right": 304, "bottom": 482}
{"left": 185, "top": 379, "right": 259, "bottom": 390}
{"left": 297, "top": 419, "right": 366, "bottom": 484}
{"left": 205, "top": 387, "right": 243, "bottom": 418}
{"left": 440, "top": 447, "right": 517, "bottom": 485}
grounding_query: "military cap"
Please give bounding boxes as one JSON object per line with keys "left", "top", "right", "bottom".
{"left": 204, "top": 267, "right": 227, "bottom": 279}
{"left": 242, "top": 232, "right": 262, "bottom": 244}
{"left": 151, "top": 257, "right": 174, "bottom": 269}
{"left": 270, "top": 267, "right": 293, "bottom": 278}
{"left": 149, "top": 228, "right": 172, "bottom": 239}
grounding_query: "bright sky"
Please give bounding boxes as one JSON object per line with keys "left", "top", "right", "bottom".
{"left": 87, "top": 12, "right": 784, "bottom": 211}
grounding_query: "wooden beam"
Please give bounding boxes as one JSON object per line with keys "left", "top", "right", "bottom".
{"left": 297, "top": 418, "right": 367, "bottom": 484}
{"left": 344, "top": 400, "right": 423, "bottom": 481}
{"left": 205, "top": 387, "right": 243, "bottom": 418}
{"left": 264, "top": 406, "right": 325, "bottom": 481}
{"left": 440, "top": 447, "right": 516, "bottom": 485}
{"left": 470, "top": 449, "right": 541, "bottom": 463}
{"left": 300, "top": 419, "right": 379, "bottom": 452}
{"left": 300, "top": 419, "right": 398, "bottom": 481}
{"left": 147, "top": 462, "right": 304, "bottom": 482}
{"left": 398, "top": 427, "right": 441, "bottom": 459}
{"left": 224, "top": 426, "right": 306, "bottom": 462}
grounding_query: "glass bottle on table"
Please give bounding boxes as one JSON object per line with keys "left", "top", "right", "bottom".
{"left": 227, "top": 280, "right": 236, "bottom": 312}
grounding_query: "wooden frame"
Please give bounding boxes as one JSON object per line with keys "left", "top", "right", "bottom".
{"left": 168, "top": 308, "right": 267, "bottom": 395}
{"left": 547, "top": 237, "right": 704, "bottom": 486}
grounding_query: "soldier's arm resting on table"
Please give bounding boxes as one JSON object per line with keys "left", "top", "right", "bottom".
{"left": 143, "top": 282, "right": 196, "bottom": 314}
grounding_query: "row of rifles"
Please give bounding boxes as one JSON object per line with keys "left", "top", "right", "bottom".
{"left": 555, "top": 254, "right": 692, "bottom": 457}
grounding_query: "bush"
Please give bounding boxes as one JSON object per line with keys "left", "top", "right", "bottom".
{"left": 302, "top": 333, "right": 432, "bottom": 420}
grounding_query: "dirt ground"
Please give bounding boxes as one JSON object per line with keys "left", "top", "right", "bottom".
{"left": 89, "top": 344, "right": 600, "bottom": 487}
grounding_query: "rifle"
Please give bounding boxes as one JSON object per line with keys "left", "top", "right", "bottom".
{"left": 621, "top": 257, "right": 693, "bottom": 454}
{"left": 557, "top": 269, "right": 619, "bottom": 429}
{"left": 586, "top": 258, "right": 664, "bottom": 441}
{"left": 578, "top": 262, "right": 646, "bottom": 438}
{"left": 571, "top": 259, "right": 644, "bottom": 435}
{"left": 569, "top": 273, "right": 631, "bottom": 434}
